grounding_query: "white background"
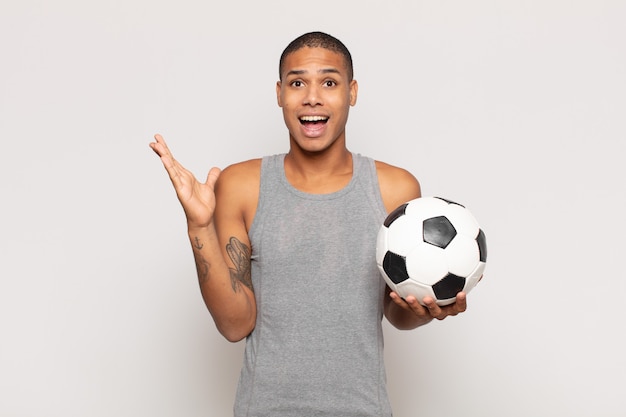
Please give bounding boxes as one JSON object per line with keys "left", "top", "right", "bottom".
{"left": 1, "top": 1, "right": 625, "bottom": 416}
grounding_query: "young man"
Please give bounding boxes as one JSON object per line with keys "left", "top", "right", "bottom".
{"left": 150, "top": 32, "right": 467, "bottom": 417}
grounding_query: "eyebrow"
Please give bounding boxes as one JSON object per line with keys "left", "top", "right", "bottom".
{"left": 285, "top": 68, "right": 342, "bottom": 77}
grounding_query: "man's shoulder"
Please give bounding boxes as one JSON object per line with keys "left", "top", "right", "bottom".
{"left": 215, "top": 159, "right": 263, "bottom": 228}
{"left": 374, "top": 160, "right": 422, "bottom": 212}
{"left": 225, "top": 157, "right": 263, "bottom": 172}
{"left": 215, "top": 158, "right": 262, "bottom": 200}
{"left": 219, "top": 158, "right": 263, "bottom": 182}
{"left": 374, "top": 160, "right": 417, "bottom": 183}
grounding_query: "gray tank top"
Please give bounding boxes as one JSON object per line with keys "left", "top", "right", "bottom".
{"left": 234, "top": 153, "right": 392, "bottom": 417}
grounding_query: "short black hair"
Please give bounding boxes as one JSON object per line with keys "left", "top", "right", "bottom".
{"left": 279, "top": 31, "right": 354, "bottom": 81}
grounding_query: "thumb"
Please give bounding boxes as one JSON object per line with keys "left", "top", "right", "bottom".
{"left": 205, "top": 167, "right": 221, "bottom": 189}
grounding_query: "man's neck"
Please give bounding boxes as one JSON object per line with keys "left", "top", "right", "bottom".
{"left": 284, "top": 146, "right": 353, "bottom": 194}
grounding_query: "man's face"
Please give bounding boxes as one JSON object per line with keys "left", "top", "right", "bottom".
{"left": 276, "top": 47, "right": 358, "bottom": 154}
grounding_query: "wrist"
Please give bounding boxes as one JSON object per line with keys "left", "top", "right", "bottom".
{"left": 187, "top": 222, "right": 216, "bottom": 236}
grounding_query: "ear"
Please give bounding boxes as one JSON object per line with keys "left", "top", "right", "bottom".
{"left": 276, "top": 81, "right": 283, "bottom": 107}
{"left": 349, "top": 79, "right": 358, "bottom": 106}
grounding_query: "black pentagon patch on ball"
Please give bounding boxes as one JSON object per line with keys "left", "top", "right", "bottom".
{"left": 384, "top": 203, "right": 408, "bottom": 227}
{"left": 423, "top": 216, "right": 457, "bottom": 248}
{"left": 432, "top": 274, "right": 466, "bottom": 300}
{"left": 476, "top": 229, "right": 487, "bottom": 262}
{"left": 382, "top": 251, "right": 409, "bottom": 284}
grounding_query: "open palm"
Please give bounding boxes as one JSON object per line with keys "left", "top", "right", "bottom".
{"left": 150, "top": 134, "right": 221, "bottom": 228}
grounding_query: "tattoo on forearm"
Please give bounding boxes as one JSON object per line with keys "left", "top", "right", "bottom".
{"left": 226, "top": 236, "right": 253, "bottom": 293}
{"left": 192, "top": 237, "right": 210, "bottom": 284}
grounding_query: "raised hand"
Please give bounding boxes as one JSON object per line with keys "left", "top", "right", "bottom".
{"left": 149, "top": 134, "right": 221, "bottom": 228}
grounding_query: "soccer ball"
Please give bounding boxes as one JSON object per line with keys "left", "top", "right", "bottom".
{"left": 376, "top": 196, "right": 487, "bottom": 306}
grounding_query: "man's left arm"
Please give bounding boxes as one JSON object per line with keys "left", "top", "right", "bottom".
{"left": 375, "top": 161, "right": 468, "bottom": 330}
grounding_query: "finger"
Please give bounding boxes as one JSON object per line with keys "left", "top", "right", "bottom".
{"left": 154, "top": 133, "right": 166, "bottom": 146}
{"left": 205, "top": 167, "right": 222, "bottom": 189}
{"left": 149, "top": 133, "right": 161, "bottom": 151}
{"left": 422, "top": 297, "right": 446, "bottom": 320}
{"left": 388, "top": 291, "right": 410, "bottom": 310}
{"left": 149, "top": 135, "right": 188, "bottom": 185}
{"left": 403, "top": 295, "right": 432, "bottom": 316}
{"left": 454, "top": 292, "right": 467, "bottom": 313}
{"left": 150, "top": 135, "right": 180, "bottom": 168}
{"left": 150, "top": 134, "right": 173, "bottom": 158}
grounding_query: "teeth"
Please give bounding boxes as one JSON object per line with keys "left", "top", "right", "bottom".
{"left": 300, "top": 115, "right": 328, "bottom": 122}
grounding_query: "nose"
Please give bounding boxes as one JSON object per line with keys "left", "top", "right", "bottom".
{"left": 303, "top": 84, "right": 322, "bottom": 106}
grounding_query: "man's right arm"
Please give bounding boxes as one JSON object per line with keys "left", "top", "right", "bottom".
{"left": 187, "top": 222, "right": 256, "bottom": 342}
{"left": 150, "top": 134, "right": 257, "bottom": 342}
{"left": 193, "top": 160, "right": 259, "bottom": 342}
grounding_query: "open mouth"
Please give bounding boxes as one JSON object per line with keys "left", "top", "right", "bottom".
{"left": 299, "top": 115, "right": 329, "bottom": 126}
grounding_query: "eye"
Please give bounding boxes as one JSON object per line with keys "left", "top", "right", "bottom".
{"left": 290, "top": 80, "right": 303, "bottom": 87}
{"left": 324, "top": 80, "right": 336, "bottom": 87}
